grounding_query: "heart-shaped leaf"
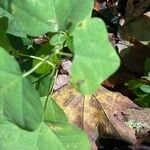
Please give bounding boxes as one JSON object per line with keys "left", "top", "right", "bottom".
{"left": 9, "top": 0, "right": 93, "bottom": 36}
{"left": 71, "top": 18, "right": 120, "bottom": 94}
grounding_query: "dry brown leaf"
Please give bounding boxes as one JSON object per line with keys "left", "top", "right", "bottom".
{"left": 124, "top": 0, "right": 150, "bottom": 23}
{"left": 52, "top": 84, "right": 150, "bottom": 148}
{"left": 120, "top": 39, "right": 150, "bottom": 73}
{"left": 119, "top": 12, "right": 150, "bottom": 41}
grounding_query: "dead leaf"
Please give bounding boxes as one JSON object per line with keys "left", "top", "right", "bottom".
{"left": 124, "top": 0, "right": 150, "bottom": 23}
{"left": 52, "top": 84, "right": 150, "bottom": 149}
{"left": 119, "top": 12, "right": 150, "bottom": 41}
{"left": 120, "top": 39, "right": 150, "bottom": 73}
{"left": 122, "top": 108, "right": 150, "bottom": 140}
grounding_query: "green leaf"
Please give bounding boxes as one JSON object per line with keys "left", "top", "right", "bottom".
{"left": 41, "top": 97, "right": 68, "bottom": 123}
{"left": 0, "top": 47, "right": 43, "bottom": 131}
{"left": 70, "top": 18, "right": 120, "bottom": 94}
{"left": 140, "top": 85, "right": 150, "bottom": 93}
{"left": 0, "top": 120, "right": 90, "bottom": 150}
{"left": 125, "top": 79, "right": 148, "bottom": 97}
{"left": 0, "top": 16, "right": 14, "bottom": 52}
{"left": 9, "top": 0, "right": 93, "bottom": 36}
{"left": 50, "top": 123, "right": 90, "bottom": 150}
{"left": 50, "top": 33, "right": 66, "bottom": 46}
{"left": 0, "top": 121, "right": 66, "bottom": 150}
{"left": 33, "top": 73, "right": 54, "bottom": 97}
{"left": 125, "top": 79, "right": 145, "bottom": 89}
{"left": 0, "top": 0, "right": 11, "bottom": 10}
{"left": 32, "top": 44, "right": 59, "bottom": 74}
{"left": 136, "top": 94, "right": 150, "bottom": 107}
{"left": 0, "top": 7, "right": 26, "bottom": 37}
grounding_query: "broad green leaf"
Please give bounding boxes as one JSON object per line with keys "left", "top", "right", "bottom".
{"left": 0, "top": 120, "right": 90, "bottom": 150}
{"left": 10, "top": 0, "right": 58, "bottom": 36}
{"left": 9, "top": 0, "right": 93, "bottom": 36}
{"left": 0, "top": 7, "right": 26, "bottom": 37}
{"left": 41, "top": 97, "right": 68, "bottom": 123}
{"left": 52, "top": 0, "right": 93, "bottom": 32}
{"left": 50, "top": 123, "right": 90, "bottom": 150}
{"left": 0, "top": 0, "right": 11, "bottom": 10}
{"left": 0, "top": 121, "right": 65, "bottom": 150}
{"left": 0, "top": 47, "right": 43, "bottom": 131}
{"left": 71, "top": 18, "right": 120, "bottom": 94}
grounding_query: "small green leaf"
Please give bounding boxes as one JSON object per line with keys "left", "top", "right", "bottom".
{"left": 0, "top": 47, "right": 43, "bottom": 131}
{"left": 125, "top": 79, "right": 148, "bottom": 97}
{"left": 125, "top": 79, "right": 145, "bottom": 89}
{"left": 71, "top": 18, "right": 120, "bottom": 94}
{"left": 32, "top": 44, "right": 59, "bottom": 74}
{"left": 66, "top": 36, "right": 73, "bottom": 51}
{"left": 136, "top": 94, "right": 150, "bottom": 107}
{"left": 50, "top": 33, "right": 66, "bottom": 46}
{"left": 140, "top": 85, "right": 150, "bottom": 93}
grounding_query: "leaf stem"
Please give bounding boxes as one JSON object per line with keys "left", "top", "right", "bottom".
{"left": 16, "top": 53, "right": 55, "bottom": 67}
{"left": 57, "top": 51, "right": 73, "bottom": 57}
{"left": 22, "top": 56, "right": 50, "bottom": 78}
{"left": 43, "top": 68, "right": 58, "bottom": 116}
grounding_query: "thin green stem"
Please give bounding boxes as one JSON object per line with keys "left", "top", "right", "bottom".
{"left": 16, "top": 53, "right": 55, "bottom": 67}
{"left": 43, "top": 68, "right": 58, "bottom": 116}
{"left": 22, "top": 56, "right": 50, "bottom": 78}
{"left": 57, "top": 51, "right": 73, "bottom": 57}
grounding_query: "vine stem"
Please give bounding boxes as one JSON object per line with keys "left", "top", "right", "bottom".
{"left": 42, "top": 68, "right": 58, "bottom": 118}
{"left": 22, "top": 55, "right": 51, "bottom": 78}
{"left": 57, "top": 51, "right": 73, "bottom": 57}
{"left": 16, "top": 53, "right": 55, "bottom": 67}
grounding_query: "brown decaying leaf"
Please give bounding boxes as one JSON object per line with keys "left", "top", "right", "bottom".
{"left": 124, "top": 0, "right": 150, "bottom": 23}
{"left": 52, "top": 84, "right": 150, "bottom": 149}
{"left": 120, "top": 39, "right": 150, "bottom": 73}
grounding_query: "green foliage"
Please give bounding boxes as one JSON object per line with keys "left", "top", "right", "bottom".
{"left": 71, "top": 18, "right": 120, "bottom": 94}
{"left": 0, "top": 0, "right": 120, "bottom": 149}
{"left": 0, "top": 16, "right": 13, "bottom": 52}
{"left": 9, "top": 0, "right": 93, "bottom": 36}
{"left": 0, "top": 47, "right": 43, "bottom": 131}
{"left": 0, "top": 120, "right": 90, "bottom": 150}
{"left": 41, "top": 97, "right": 68, "bottom": 123}
{"left": 126, "top": 59, "right": 150, "bottom": 107}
